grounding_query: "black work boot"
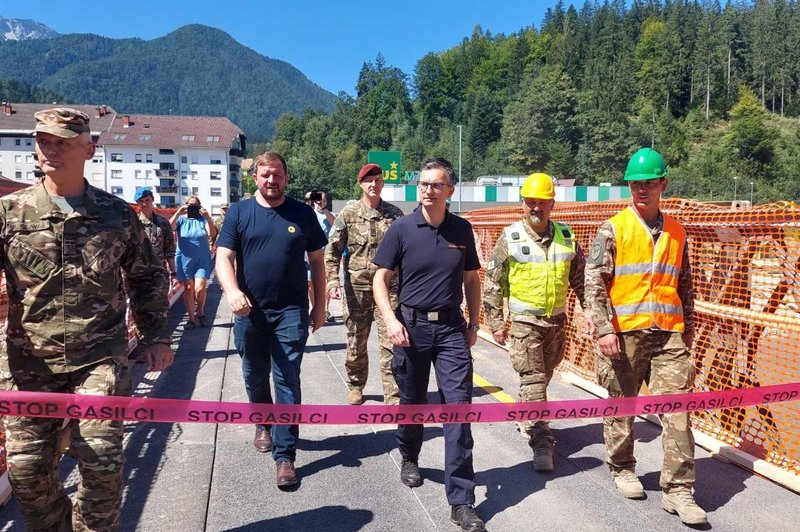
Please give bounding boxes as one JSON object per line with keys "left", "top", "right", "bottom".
{"left": 450, "top": 504, "right": 486, "bottom": 532}
{"left": 400, "top": 458, "right": 422, "bottom": 487}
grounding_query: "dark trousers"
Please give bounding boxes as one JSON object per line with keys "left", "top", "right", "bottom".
{"left": 392, "top": 306, "right": 476, "bottom": 505}
{"left": 234, "top": 306, "right": 308, "bottom": 462}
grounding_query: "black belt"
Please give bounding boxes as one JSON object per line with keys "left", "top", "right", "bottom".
{"left": 401, "top": 304, "right": 462, "bottom": 323}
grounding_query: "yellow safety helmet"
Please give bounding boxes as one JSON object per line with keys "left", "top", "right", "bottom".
{"left": 520, "top": 173, "right": 555, "bottom": 200}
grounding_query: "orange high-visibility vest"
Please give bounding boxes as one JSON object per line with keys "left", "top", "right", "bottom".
{"left": 608, "top": 206, "right": 686, "bottom": 332}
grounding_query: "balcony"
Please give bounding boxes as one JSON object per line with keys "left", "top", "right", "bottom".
{"left": 229, "top": 164, "right": 240, "bottom": 171}
{"left": 229, "top": 178, "right": 240, "bottom": 186}
{"left": 229, "top": 148, "right": 244, "bottom": 157}
{"left": 156, "top": 169, "right": 178, "bottom": 177}
{"left": 156, "top": 186, "right": 178, "bottom": 194}
{"left": 229, "top": 192, "right": 240, "bottom": 202}
{"left": 156, "top": 203, "right": 178, "bottom": 209}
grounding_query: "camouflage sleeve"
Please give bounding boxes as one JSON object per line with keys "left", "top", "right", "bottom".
{"left": 584, "top": 222, "right": 617, "bottom": 337}
{"left": 163, "top": 219, "right": 176, "bottom": 261}
{"left": 482, "top": 232, "right": 509, "bottom": 332}
{"left": 121, "top": 209, "right": 170, "bottom": 345}
{"left": 324, "top": 215, "right": 347, "bottom": 291}
{"left": 679, "top": 239, "right": 695, "bottom": 335}
{"left": 570, "top": 240, "right": 587, "bottom": 310}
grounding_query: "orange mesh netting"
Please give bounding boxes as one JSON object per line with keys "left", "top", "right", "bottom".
{"left": 464, "top": 198, "right": 800, "bottom": 478}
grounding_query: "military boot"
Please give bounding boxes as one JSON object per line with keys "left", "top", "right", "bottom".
{"left": 530, "top": 437, "right": 555, "bottom": 472}
{"left": 662, "top": 486, "right": 708, "bottom": 525}
{"left": 612, "top": 469, "right": 645, "bottom": 499}
{"left": 348, "top": 388, "right": 364, "bottom": 405}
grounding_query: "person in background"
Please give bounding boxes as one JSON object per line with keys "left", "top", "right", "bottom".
{"left": 135, "top": 188, "right": 178, "bottom": 285}
{"left": 0, "top": 107, "right": 173, "bottom": 530}
{"left": 170, "top": 194, "right": 217, "bottom": 329}
{"left": 312, "top": 190, "right": 336, "bottom": 322}
{"left": 211, "top": 202, "right": 229, "bottom": 255}
{"left": 584, "top": 147, "right": 706, "bottom": 526}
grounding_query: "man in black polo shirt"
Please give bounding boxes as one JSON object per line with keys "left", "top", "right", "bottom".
{"left": 216, "top": 151, "right": 327, "bottom": 489}
{"left": 373, "top": 158, "right": 485, "bottom": 532}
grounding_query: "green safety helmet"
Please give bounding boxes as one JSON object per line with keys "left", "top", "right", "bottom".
{"left": 624, "top": 148, "right": 667, "bottom": 181}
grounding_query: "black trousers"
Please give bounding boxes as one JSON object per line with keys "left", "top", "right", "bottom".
{"left": 392, "top": 305, "right": 475, "bottom": 505}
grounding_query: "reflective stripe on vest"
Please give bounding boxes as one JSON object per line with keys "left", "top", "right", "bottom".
{"left": 608, "top": 206, "right": 685, "bottom": 332}
{"left": 505, "top": 220, "right": 576, "bottom": 317}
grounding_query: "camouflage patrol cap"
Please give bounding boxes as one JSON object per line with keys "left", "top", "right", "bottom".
{"left": 220, "top": 203, "right": 229, "bottom": 209}
{"left": 34, "top": 107, "right": 91, "bottom": 139}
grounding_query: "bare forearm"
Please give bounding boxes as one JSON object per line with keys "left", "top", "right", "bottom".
{"left": 373, "top": 269, "right": 395, "bottom": 322}
{"left": 215, "top": 248, "right": 239, "bottom": 293}
{"left": 464, "top": 270, "right": 481, "bottom": 324}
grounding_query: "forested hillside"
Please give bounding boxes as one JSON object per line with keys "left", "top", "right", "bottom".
{"left": 267, "top": 0, "right": 800, "bottom": 204}
{"left": 0, "top": 24, "right": 336, "bottom": 139}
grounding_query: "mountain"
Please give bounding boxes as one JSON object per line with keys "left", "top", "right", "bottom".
{"left": 0, "top": 24, "right": 336, "bottom": 140}
{"left": 0, "top": 17, "right": 59, "bottom": 41}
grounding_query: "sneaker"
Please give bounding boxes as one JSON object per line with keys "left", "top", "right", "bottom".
{"left": 400, "top": 459, "right": 422, "bottom": 487}
{"left": 531, "top": 439, "right": 554, "bottom": 472}
{"left": 185, "top": 319, "right": 198, "bottom": 330}
{"left": 450, "top": 504, "right": 486, "bottom": 532}
{"left": 197, "top": 314, "right": 209, "bottom": 327}
{"left": 348, "top": 388, "right": 364, "bottom": 405}
{"left": 613, "top": 469, "right": 645, "bottom": 499}
{"left": 662, "top": 486, "right": 708, "bottom": 525}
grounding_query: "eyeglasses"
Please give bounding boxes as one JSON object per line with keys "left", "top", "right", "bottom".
{"left": 417, "top": 181, "right": 451, "bottom": 192}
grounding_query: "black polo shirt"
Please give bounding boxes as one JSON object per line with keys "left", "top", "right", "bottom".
{"left": 372, "top": 207, "right": 480, "bottom": 311}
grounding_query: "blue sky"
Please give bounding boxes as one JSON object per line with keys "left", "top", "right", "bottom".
{"left": 5, "top": 0, "right": 563, "bottom": 95}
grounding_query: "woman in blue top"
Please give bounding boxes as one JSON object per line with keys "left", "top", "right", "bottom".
{"left": 170, "top": 195, "right": 217, "bottom": 329}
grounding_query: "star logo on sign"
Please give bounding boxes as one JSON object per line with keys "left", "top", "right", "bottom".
{"left": 390, "top": 161, "right": 398, "bottom": 170}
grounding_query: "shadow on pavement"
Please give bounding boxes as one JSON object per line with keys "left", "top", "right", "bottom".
{"left": 225, "top": 505, "right": 374, "bottom": 532}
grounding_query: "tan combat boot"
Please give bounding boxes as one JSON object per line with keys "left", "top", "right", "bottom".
{"left": 662, "top": 486, "right": 708, "bottom": 525}
{"left": 612, "top": 469, "right": 645, "bottom": 499}
{"left": 531, "top": 438, "right": 554, "bottom": 472}
{"left": 348, "top": 388, "right": 364, "bottom": 405}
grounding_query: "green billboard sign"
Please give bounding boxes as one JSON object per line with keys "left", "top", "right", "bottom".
{"left": 367, "top": 151, "right": 402, "bottom": 183}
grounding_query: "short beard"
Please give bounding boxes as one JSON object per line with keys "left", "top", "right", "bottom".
{"left": 529, "top": 213, "right": 544, "bottom": 224}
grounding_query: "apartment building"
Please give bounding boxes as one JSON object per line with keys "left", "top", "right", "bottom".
{"left": 0, "top": 102, "right": 246, "bottom": 214}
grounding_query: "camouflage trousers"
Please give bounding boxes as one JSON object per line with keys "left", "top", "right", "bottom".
{"left": 508, "top": 320, "right": 566, "bottom": 443}
{"left": 342, "top": 283, "right": 399, "bottom": 405}
{"left": 596, "top": 329, "right": 696, "bottom": 488}
{"left": 1, "top": 360, "right": 131, "bottom": 532}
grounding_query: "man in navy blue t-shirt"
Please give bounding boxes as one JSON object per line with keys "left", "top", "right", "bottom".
{"left": 216, "top": 151, "right": 327, "bottom": 488}
{"left": 373, "top": 158, "right": 485, "bottom": 532}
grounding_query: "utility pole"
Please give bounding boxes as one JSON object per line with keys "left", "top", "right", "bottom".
{"left": 457, "top": 125, "right": 463, "bottom": 212}
{"left": 733, "top": 175, "right": 738, "bottom": 203}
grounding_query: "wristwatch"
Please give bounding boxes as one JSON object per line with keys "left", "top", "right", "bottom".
{"left": 467, "top": 323, "right": 480, "bottom": 332}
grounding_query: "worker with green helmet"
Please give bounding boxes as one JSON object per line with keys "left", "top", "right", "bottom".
{"left": 584, "top": 147, "right": 706, "bottom": 525}
{"left": 482, "top": 172, "right": 587, "bottom": 471}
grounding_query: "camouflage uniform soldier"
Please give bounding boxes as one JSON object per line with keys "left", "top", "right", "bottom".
{"left": 0, "top": 108, "right": 173, "bottom": 531}
{"left": 135, "top": 188, "right": 177, "bottom": 280}
{"left": 325, "top": 163, "right": 403, "bottom": 405}
{"left": 584, "top": 148, "right": 706, "bottom": 525}
{"left": 482, "top": 173, "right": 586, "bottom": 472}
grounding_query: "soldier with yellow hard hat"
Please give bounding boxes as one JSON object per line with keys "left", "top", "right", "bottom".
{"left": 482, "top": 172, "right": 587, "bottom": 471}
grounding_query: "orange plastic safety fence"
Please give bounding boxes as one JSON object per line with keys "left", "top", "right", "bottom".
{"left": 464, "top": 198, "right": 800, "bottom": 477}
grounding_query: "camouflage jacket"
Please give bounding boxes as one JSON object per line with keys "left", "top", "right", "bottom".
{"left": 138, "top": 211, "right": 176, "bottom": 266}
{"left": 584, "top": 211, "right": 695, "bottom": 338}
{"left": 325, "top": 199, "right": 404, "bottom": 291}
{"left": 212, "top": 214, "right": 225, "bottom": 244}
{"left": 0, "top": 181, "right": 171, "bottom": 373}
{"left": 483, "top": 218, "right": 587, "bottom": 331}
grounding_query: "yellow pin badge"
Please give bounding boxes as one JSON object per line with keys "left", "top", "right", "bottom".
{"left": 288, "top": 226, "right": 296, "bottom": 234}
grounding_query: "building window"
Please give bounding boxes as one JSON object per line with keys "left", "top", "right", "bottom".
{"left": 181, "top": 187, "right": 189, "bottom": 196}
{"left": 210, "top": 159, "right": 222, "bottom": 165}
{"left": 135, "top": 154, "right": 142, "bottom": 162}
{"left": 25, "top": 155, "right": 33, "bottom": 163}
{"left": 181, "top": 171, "right": 188, "bottom": 179}
{"left": 26, "top": 171, "right": 34, "bottom": 180}
{"left": 207, "top": 135, "right": 220, "bottom": 142}
{"left": 162, "top": 195, "right": 176, "bottom": 205}
{"left": 146, "top": 154, "right": 153, "bottom": 163}
{"left": 134, "top": 170, "right": 142, "bottom": 180}
{"left": 180, "top": 156, "right": 188, "bottom": 164}
{"left": 15, "top": 171, "right": 22, "bottom": 179}
{"left": 210, "top": 188, "right": 222, "bottom": 197}
{"left": 15, "top": 155, "right": 22, "bottom": 163}
{"left": 111, "top": 170, "right": 122, "bottom": 179}
{"left": 25, "top": 139, "right": 32, "bottom": 146}
{"left": 111, "top": 187, "right": 123, "bottom": 195}
{"left": 15, "top": 139, "right": 21, "bottom": 146}
{"left": 191, "top": 171, "right": 198, "bottom": 180}
{"left": 113, "top": 134, "right": 126, "bottom": 141}
{"left": 191, "top": 155, "right": 198, "bottom": 164}
{"left": 111, "top": 153, "right": 122, "bottom": 162}
{"left": 146, "top": 170, "right": 153, "bottom": 180}
{"left": 181, "top": 135, "right": 195, "bottom": 142}
{"left": 140, "top": 135, "right": 151, "bottom": 141}
{"left": 159, "top": 149, "right": 174, "bottom": 155}
{"left": 92, "top": 155, "right": 103, "bottom": 163}
{"left": 210, "top": 171, "right": 221, "bottom": 180}
{"left": 192, "top": 187, "right": 199, "bottom": 195}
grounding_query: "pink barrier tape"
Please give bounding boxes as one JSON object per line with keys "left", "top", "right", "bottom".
{"left": 0, "top": 383, "right": 798, "bottom": 425}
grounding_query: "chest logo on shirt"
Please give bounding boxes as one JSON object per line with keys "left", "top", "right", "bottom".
{"left": 288, "top": 226, "right": 296, "bottom": 234}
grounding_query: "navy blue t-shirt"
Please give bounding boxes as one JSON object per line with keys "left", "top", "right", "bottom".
{"left": 216, "top": 196, "right": 327, "bottom": 312}
{"left": 372, "top": 207, "right": 480, "bottom": 311}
